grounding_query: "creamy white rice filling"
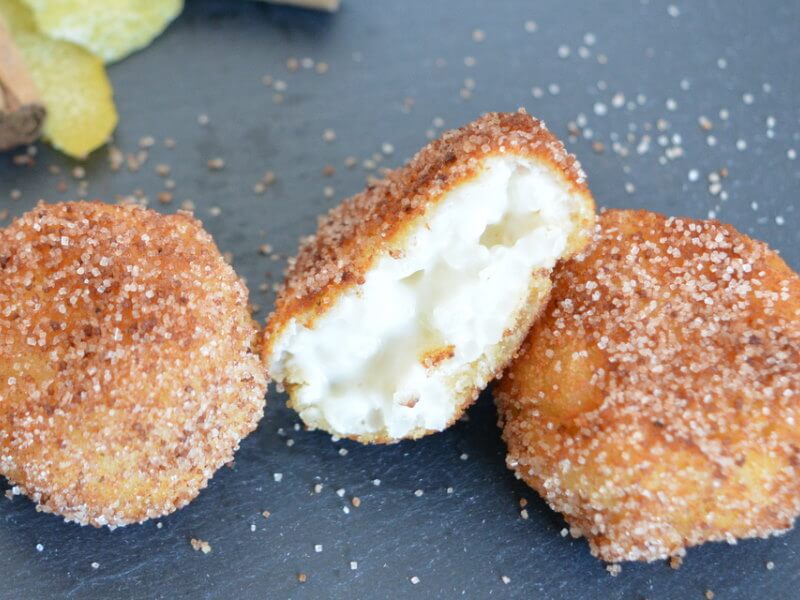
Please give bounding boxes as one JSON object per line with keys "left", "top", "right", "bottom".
{"left": 269, "top": 155, "right": 583, "bottom": 439}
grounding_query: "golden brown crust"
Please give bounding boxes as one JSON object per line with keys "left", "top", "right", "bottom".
{"left": 263, "top": 110, "right": 593, "bottom": 365}
{"left": 496, "top": 209, "right": 800, "bottom": 562}
{"left": 0, "top": 201, "right": 267, "bottom": 527}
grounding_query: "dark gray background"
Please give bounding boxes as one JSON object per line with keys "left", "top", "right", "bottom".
{"left": 1, "top": 0, "right": 798, "bottom": 598}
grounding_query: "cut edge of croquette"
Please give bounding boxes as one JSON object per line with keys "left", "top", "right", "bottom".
{"left": 263, "top": 110, "right": 596, "bottom": 442}
{"left": 0, "top": 201, "right": 268, "bottom": 527}
{"left": 294, "top": 271, "right": 557, "bottom": 444}
{"left": 495, "top": 208, "right": 800, "bottom": 562}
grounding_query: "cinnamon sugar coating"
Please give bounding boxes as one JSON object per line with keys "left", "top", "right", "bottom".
{"left": 0, "top": 202, "right": 267, "bottom": 527}
{"left": 496, "top": 209, "right": 800, "bottom": 562}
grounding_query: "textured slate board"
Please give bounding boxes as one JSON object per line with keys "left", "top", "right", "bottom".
{"left": 0, "top": 0, "right": 798, "bottom": 598}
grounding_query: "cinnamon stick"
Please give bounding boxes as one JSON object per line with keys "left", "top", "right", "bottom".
{"left": 0, "top": 19, "right": 45, "bottom": 151}
{"left": 260, "top": 0, "right": 340, "bottom": 12}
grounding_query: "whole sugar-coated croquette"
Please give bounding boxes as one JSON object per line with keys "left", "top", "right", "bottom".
{"left": 0, "top": 202, "right": 267, "bottom": 527}
{"left": 263, "top": 110, "right": 595, "bottom": 443}
{"left": 495, "top": 209, "right": 800, "bottom": 562}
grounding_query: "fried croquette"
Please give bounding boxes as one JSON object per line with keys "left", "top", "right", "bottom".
{"left": 264, "top": 110, "right": 595, "bottom": 443}
{"left": 0, "top": 201, "right": 267, "bottom": 527}
{"left": 495, "top": 209, "right": 800, "bottom": 562}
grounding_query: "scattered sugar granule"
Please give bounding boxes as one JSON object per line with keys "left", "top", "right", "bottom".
{"left": 190, "top": 539, "right": 212, "bottom": 554}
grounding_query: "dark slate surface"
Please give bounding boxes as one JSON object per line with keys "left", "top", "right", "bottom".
{"left": 1, "top": 0, "right": 798, "bottom": 598}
